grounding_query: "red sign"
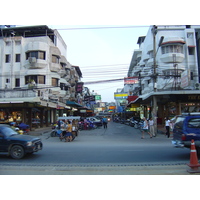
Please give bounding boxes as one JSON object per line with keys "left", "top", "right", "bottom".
{"left": 124, "top": 77, "right": 139, "bottom": 85}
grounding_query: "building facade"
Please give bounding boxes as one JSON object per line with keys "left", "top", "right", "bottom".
{"left": 126, "top": 25, "right": 200, "bottom": 123}
{"left": 0, "top": 25, "right": 84, "bottom": 129}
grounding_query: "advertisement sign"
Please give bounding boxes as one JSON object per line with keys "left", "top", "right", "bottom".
{"left": 114, "top": 93, "right": 128, "bottom": 100}
{"left": 124, "top": 77, "right": 139, "bottom": 85}
{"left": 181, "top": 70, "right": 190, "bottom": 88}
{"left": 76, "top": 82, "right": 84, "bottom": 93}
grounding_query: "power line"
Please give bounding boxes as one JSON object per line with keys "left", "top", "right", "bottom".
{"left": 56, "top": 26, "right": 150, "bottom": 31}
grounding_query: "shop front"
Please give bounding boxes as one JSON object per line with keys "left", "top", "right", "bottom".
{"left": 126, "top": 91, "right": 200, "bottom": 124}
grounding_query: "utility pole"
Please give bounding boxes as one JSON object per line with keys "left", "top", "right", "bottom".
{"left": 152, "top": 25, "right": 158, "bottom": 136}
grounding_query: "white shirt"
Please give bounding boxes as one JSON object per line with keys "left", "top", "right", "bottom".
{"left": 149, "top": 120, "right": 154, "bottom": 126}
{"left": 165, "top": 120, "right": 170, "bottom": 126}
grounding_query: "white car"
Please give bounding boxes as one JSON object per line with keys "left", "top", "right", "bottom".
{"left": 86, "top": 117, "right": 103, "bottom": 126}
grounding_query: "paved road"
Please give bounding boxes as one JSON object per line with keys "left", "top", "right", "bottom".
{"left": 0, "top": 122, "right": 197, "bottom": 175}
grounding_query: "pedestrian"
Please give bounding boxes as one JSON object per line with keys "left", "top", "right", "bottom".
{"left": 165, "top": 117, "right": 171, "bottom": 138}
{"left": 102, "top": 116, "right": 108, "bottom": 129}
{"left": 141, "top": 117, "right": 152, "bottom": 139}
{"left": 149, "top": 117, "right": 155, "bottom": 137}
{"left": 65, "top": 120, "right": 73, "bottom": 142}
{"left": 57, "top": 119, "right": 61, "bottom": 129}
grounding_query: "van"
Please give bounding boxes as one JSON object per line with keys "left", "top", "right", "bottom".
{"left": 172, "top": 113, "right": 200, "bottom": 153}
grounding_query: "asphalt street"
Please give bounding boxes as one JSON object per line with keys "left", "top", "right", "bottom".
{"left": 0, "top": 122, "right": 199, "bottom": 175}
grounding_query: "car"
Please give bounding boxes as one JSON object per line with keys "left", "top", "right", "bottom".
{"left": 0, "top": 125, "right": 43, "bottom": 159}
{"left": 172, "top": 113, "right": 200, "bottom": 154}
{"left": 86, "top": 117, "right": 103, "bottom": 126}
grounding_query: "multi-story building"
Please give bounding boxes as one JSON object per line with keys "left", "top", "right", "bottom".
{"left": 126, "top": 25, "right": 200, "bottom": 123}
{"left": 0, "top": 25, "right": 84, "bottom": 129}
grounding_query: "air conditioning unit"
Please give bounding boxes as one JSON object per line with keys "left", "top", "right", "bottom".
{"left": 28, "top": 57, "right": 37, "bottom": 64}
{"left": 195, "top": 83, "right": 200, "bottom": 90}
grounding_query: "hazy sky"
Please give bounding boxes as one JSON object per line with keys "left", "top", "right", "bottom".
{"left": 52, "top": 25, "right": 150, "bottom": 102}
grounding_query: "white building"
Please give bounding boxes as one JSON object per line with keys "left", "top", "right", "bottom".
{"left": 0, "top": 25, "right": 84, "bottom": 128}
{"left": 126, "top": 25, "right": 200, "bottom": 121}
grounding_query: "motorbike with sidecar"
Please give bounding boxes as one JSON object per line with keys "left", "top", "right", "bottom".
{"left": 50, "top": 116, "right": 80, "bottom": 141}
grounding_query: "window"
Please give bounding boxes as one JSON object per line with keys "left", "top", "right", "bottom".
{"left": 38, "top": 51, "right": 45, "bottom": 60}
{"left": 52, "top": 78, "right": 59, "bottom": 87}
{"left": 26, "top": 51, "right": 46, "bottom": 60}
{"left": 15, "top": 78, "right": 20, "bottom": 87}
{"left": 25, "top": 75, "right": 45, "bottom": 85}
{"left": 188, "top": 47, "right": 195, "bottom": 55}
{"left": 15, "top": 54, "right": 20, "bottom": 62}
{"left": 187, "top": 118, "right": 200, "bottom": 128}
{"left": 15, "top": 41, "right": 21, "bottom": 45}
{"left": 38, "top": 76, "right": 45, "bottom": 84}
{"left": 60, "top": 83, "right": 65, "bottom": 90}
{"left": 161, "top": 45, "right": 183, "bottom": 54}
{"left": 52, "top": 55, "right": 59, "bottom": 63}
{"left": 187, "top": 33, "right": 193, "bottom": 38}
{"left": 5, "top": 54, "right": 10, "bottom": 63}
{"left": 5, "top": 41, "right": 11, "bottom": 46}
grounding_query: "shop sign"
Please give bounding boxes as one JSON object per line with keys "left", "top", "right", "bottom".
{"left": 114, "top": 93, "right": 128, "bottom": 100}
{"left": 188, "top": 95, "right": 200, "bottom": 101}
{"left": 76, "top": 82, "right": 84, "bottom": 93}
{"left": 124, "top": 77, "right": 139, "bottom": 85}
{"left": 95, "top": 95, "right": 101, "bottom": 100}
{"left": 84, "top": 95, "right": 95, "bottom": 102}
{"left": 181, "top": 70, "right": 190, "bottom": 88}
{"left": 109, "top": 106, "right": 116, "bottom": 110}
{"left": 80, "top": 110, "right": 87, "bottom": 113}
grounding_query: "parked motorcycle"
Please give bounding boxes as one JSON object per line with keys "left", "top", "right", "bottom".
{"left": 134, "top": 119, "right": 144, "bottom": 130}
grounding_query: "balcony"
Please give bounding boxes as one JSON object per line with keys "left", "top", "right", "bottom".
{"left": 50, "top": 63, "right": 60, "bottom": 72}
{"left": 24, "top": 57, "right": 48, "bottom": 69}
{"left": 160, "top": 53, "right": 185, "bottom": 63}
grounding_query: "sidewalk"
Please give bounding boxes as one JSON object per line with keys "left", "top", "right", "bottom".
{"left": 28, "top": 126, "right": 52, "bottom": 136}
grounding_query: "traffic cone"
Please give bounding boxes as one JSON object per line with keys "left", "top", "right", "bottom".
{"left": 187, "top": 139, "right": 200, "bottom": 173}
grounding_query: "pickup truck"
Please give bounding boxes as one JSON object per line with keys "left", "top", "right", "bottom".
{"left": 172, "top": 113, "right": 200, "bottom": 154}
{"left": 0, "top": 125, "right": 43, "bottom": 159}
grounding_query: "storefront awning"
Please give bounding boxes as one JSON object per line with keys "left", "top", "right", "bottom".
{"left": 66, "top": 101, "right": 83, "bottom": 108}
{"left": 0, "top": 97, "right": 40, "bottom": 104}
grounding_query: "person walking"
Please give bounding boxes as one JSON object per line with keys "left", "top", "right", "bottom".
{"left": 102, "top": 116, "right": 108, "bottom": 129}
{"left": 149, "top": 117, "right": 155, "bottom": 137}
{"left": 165, "top": 117, "right": 171, "bottom": 138}
{"left": 141, "top": 117, "right": 153, "bottom": 139}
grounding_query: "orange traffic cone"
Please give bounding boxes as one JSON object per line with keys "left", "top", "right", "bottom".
{"left": 187, "top": 139, "right": 200, "bottom": 173}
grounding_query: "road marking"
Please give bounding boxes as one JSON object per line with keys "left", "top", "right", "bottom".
{"left": 123, "top": 150, "right": 143, "bottom": 152}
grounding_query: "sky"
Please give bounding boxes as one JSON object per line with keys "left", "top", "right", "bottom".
{"left": 4, "top": 0, "right": 195, "bottom": 103}
{"left": 51, "top": 25, "right": 150, "bottom": 102}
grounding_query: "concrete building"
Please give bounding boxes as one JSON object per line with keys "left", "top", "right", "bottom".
{"left": 126, "top": 25, "right": 200, "bottom": 123}
{"left": 0, "top": 25, "right": 84, "bottom": 129}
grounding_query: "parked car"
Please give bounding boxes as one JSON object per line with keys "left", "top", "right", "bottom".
{"left": 86, "top": 117, "right": 103, "bottom": 126}
{"left": 172, "top": 113, "right": 200, "bottom": 154}
{"left": 0, "top": 125, "right": 43, "bottom": 159}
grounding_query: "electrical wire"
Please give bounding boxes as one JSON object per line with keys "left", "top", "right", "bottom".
{"left": 56, "top": 25, "right": 150, "bottom": 31}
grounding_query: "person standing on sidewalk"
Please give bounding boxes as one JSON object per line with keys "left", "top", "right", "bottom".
{"left": 149, "top": 117, "right": 155, "bottom": 137}
{"left": 165, "top": 117, "right": 171, "bottom": 138}
{"left": 141, "top": 117, "right": 153, "bottom": 139}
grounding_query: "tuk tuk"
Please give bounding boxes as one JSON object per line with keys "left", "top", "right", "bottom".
{"left": 57, "top": 116, "right": 81, "bottom": 137}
